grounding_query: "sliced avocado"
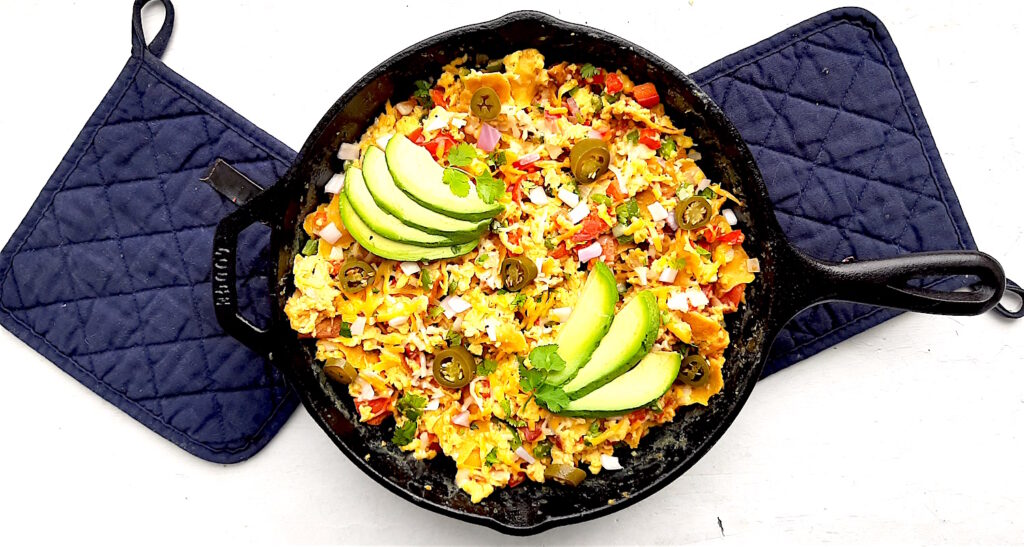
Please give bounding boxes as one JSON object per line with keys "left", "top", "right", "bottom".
{"left": 363, "top": 146, "right": 488, "bottom": 238}
{"left": 559, "top": 352, "right": 681, "bottom": 417}
{"left": 344, "top": 167, "right": 464, "bottom": 247}
{"left": 385, "top": 134, "right": 503, "bottom": 221}
{"left": 561, "top": 290, "right": 660, "bottom": 399}
{"left": 339, "top": 192, "right": 478, "bottom": 261}
{"left": 545, "top": 262, "right": 618, "bottom": 386}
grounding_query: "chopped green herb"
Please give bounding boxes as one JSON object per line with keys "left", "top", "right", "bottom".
{"left": 518, "top": 363, "right": 545, "bottom": 392}
{"left": 396, "top": 393, "right": 427, "bottom": 421}
{"left": 535, "top": 384, "right": 570, "bottom": 412}
{"left": 391, "top": 420, "right": 417, "bottom": 446}
{"left": 428, "top": 305, "right": 445, "bottom": 319}
{"left": 588, "top": 420, "right": 601, "bottom": 437}
{"left": 338, "top": 322, "right": 353, "bottom": 338}
{"left": 419, "top": 269, "right": 432, "bottom": 289}
{"left": 591, "top": 193, "right": 612, "bottom": 207}
{"left": 544, "top": 238, "right": 557, "bottom": 250}
{"left": 659, "top": 136, "right": 678, "bottom": 159}
{"left": 442, "top": 167, "right": 471, "bottom": 197}
{"left": 412, "top": 80, "right": 433, "bottom": 108}
{"left": 487, "top": 150, "right": 507, "bottom": 168}
{"left": 475, "top": 170, "right": 505, "bottom": 204}
{"left": 528, "top": 344, "right": 566, "bottom": 373}
{"left": 533, "top": 440, "right": 553, "bottom": 459}
{"left": 499, "top": 398, "right": 513, "bottom": 419}
{"left": 446, "top": 330, "right": 463, "bottom": 347}
{"left": 477, "top": 358, "right": 498, "bottom": 376}
{"left": 615, "top": 198, "right": 640, "bottom": 224}
{"left": 511, "top": 293, "right": 528, "bottom": 309}
{"left": 301, "top": 239, "right": 319, "bottom": 256}
{"left": 484, "top": 447, "right": 499, "bottom": 466}
{"left": 699, "top": 187, "right": 716, "bottom": 200}
{"left": 626, "top": 130, "right": 639, "bottom": 144}
{"left": 509, "top": 426, "right": 523, "bottom": 448}
{"left": 580, "top": 63, "right": 600, "bottom": 79}
{"left": 447, "top": 144, "right": 477, "bottom": 167}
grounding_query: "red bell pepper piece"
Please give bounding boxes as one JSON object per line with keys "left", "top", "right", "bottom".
{"left": 718, "top": 230, "right": 745, "bottom": 245}
{"left": 638, "top": 128, "right": 662, "bottom": 150}
{"left": 605, "top": 72, "right": 624, "bottom": 94}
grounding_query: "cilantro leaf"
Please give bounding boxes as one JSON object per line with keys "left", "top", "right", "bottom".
{"left": 615, "top": 198, "right": 640, "bottom": 225}
{"left": 475, "top": 170, "right": 505, "bottom": 204}
{"left": 518, "top": 363, "right": 545, "bottom": 392}
{"left": 534, "top": 384, "right": 570, "bottom": 413}
{"left": 391, "top": 420, "right": 417, "bottom": 446}
{"left": 442, "top": 167, "right": 471, "bottom": 197}
{"left": 626, "top": 130, "right": 639, "bottom": 144}
{"left": 528, "top": 344, "right": 566, "bottom": 373}
{"left": 484, "top": 447, "right": 499, "bottom": 466}
{"left": 486, "top": 150, "right": 507, "bottom": 168}
{"left": 301, "top": 239, "right": 319, "bottom": 256}
{"left": 447, "top": 144, "right": 477, "bottom": 167}
{"left": 412, "top": 80, "right": 433, "bottom": 108}
{"left": 396, "top": 393, "right": 427, "bottom": 421}
{"left": 580, "top": 63, "right": 599, "bottom": 79}
{"left": 477, "top": 358, "right": 498, "bottom": 376}
{"left": 590, "top": 193, "right": 612, "bottom": 207}
{"left": 533, "top": 440, "right": 553, "bottom": 459}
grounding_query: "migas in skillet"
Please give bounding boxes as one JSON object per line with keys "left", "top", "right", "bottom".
{"left": 213, "top": 11, "right": 1004, "bottom": 535}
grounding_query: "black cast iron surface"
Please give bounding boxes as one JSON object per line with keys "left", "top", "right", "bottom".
{"left": 212, "top": 11, "right": 1005, "bottom": 534}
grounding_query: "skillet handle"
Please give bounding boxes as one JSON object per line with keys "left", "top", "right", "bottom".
{"left": 212, "top": 186, "right": 280, "bottom": 355}
{"left": 775, "top": 247, "right": 1006, "bottom": 322}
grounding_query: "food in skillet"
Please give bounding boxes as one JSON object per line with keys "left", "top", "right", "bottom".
{"left": 285, "top": 50, "right": 758, "bottom": 502}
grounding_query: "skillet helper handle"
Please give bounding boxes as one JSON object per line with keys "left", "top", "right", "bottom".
{"left": 780, "top": 249, "right": 1006, "bottom": 319}
{"left": 212, "top": 183, "right": 279, "bottom": 355}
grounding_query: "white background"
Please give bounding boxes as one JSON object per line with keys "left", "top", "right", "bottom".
{"left": 1, "top": 0, "right": 1022, "bottom": 545}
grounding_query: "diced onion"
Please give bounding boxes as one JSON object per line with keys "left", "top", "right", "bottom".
{"left": 686, "top": 287, "right": 709, "bottom": 308}
{"left": 608, "top": 165, "right": 627, "bottom": 194}
{"left": 395, "top": 100, "right": 416, "bottom": 116}
{"left": 324, "top": 173, "right": 345, "bottom": 194}
{"left": 478, "top": 123, "right": 501, "bottom": 152}
{"left": 318, "top": 222, "right": 342, "bottom": 244}
{"left": 612, "top": 223, "right": 628, "bottom": 238}
{"left": 557, "top": 188, "right": 580, "bottom": 207}
{"left": 722, "top": 208, "right": 738, "bottom": 226}
{"left": 388, "top": 316, "right": 408, "bottom": 328}
{"left": 566, "top": 96, "right": 581, "bottom": 119}
{"left": 696, "top": 178, "right": 711, "bottom": 193}
{"left": 659, "top": 267, "right": 678, "bottom": 283}
{"left": 469, "top": 377, "right": 486, "bottom": 409}
{"left": 517, "top": 152, "right": 540, "bottom": 165}
{"left": 329, "top": 245, "right": 345, "bottom": 261}
{"left": 452, "top": 411, "right": 471, "bottom": 427}
{"left": 665, "top": 209, "right": 678, "bottom": 230}
{"left": 451, "top": 118, "right": 467, "bottom": 129}
{"left": 516, "top": 446, "right": 537, "bottom": 465}
{"left": 528, "top": 186, "right": 549, "bottom": 205}
{"left": 600, "top": 454, "right": 622, "bottom": 471}
{"left": 350, "top": 315, "right": 366, "bottom": 336}
{"left": 568, "top": 203, "right": 590, "bottom": 224}
{"left": 441, "top": 295, "right": 471, "bottom": 319}
{"left": 424, "top": 400, "right": 440, "bottom": 412}
{"left": 588, "top": 128, "right": 602, "bottom": 139}
{"left": 399, "top": 261, "right": 421, "bottom": 275}
{"left": 485, "top": 321, "right": 497, "bottom": 342}
{"left": 577, "top": 241, "right": 603, "bottom": 263}
{"left": 354, "top": 377, "right": 375, "bottom": 400}
{"left": 376, "top": 133, "right": 394, "bottom": 150}
{"left": 667, "top": 292, "right": 689, "bottom": 311}
{"left": 337, "top": 143, "right": 360, "bottom": 160}
{"left": 647, "top": 202, "right": 669, "bottom": 222}
{"left": 635, "top": 266, "right": 649, "bottom": 286}
{"left": 550, "top": 306, "right": 572, "bottom": 322}
{"left": 747, "top": 258, "right": 761, "bottom": 273}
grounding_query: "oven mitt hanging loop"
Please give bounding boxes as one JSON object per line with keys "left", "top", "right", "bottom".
{"left": 132, "top": 0, "right": 174, "bottom": 58}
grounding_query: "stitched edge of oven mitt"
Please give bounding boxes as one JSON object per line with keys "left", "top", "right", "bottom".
{"left": 0, "top": 0, "right": 299, "bottom": 463}
{"left": 691, "top": 7, "right": 978, "bottom": 376}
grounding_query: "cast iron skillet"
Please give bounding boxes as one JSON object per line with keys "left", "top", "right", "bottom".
{"left": 211, "top": 11, "right": 1006, "bottom": 535}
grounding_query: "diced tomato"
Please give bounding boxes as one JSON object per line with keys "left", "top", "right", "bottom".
{"left": 364, "top": 397, "right": 391, "bottom": 425}
{"left": 702, "top": 225, "right": 718, "bottom": 243}
{"left": 584, "top": 68, "right": 605, "bottom": 86}
{"left": 605, "top": 72, "right": 624, "bottom": 94}
{"left": 718, "top": 230, "right": 745, "bottom": 245}
{"left": 570, "top": 212, "right": 610, "bottom": 244}
{"left": 551, "top": 243, "right": 569, "bottom": 259}
{"left": 408, "top": 127, "right": 425, "bottom": 145}
{"left": 424, "top": 133, "right": 456, "bottom": 159}
{"left": 509, "top": 472, "right": 527, "bottom": 488}
{"left": 425, "top": 432, "right": 441, "bottom": 452}
{"left": 719, "top": 283, "right": 745, "bottom": 313}
{"left": 639, "top": 128, "right": 662, "bottom": 150}
{"left": 519, "top": 426, "right": 544, "bottom": 443}
{"left": 508, "top": 176, "right": 524, "bottom": 202}
{"left": 632, "top": 82, "right": 660, "bottom": 108}
{"left": 628, "top": 409, "right": 650, "bottom": 424}
{"left": 606, "top": 179, "right": 626, "bottom": 202}
{"left": 430, "top": 88, "right": 446, "bottom": 108}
